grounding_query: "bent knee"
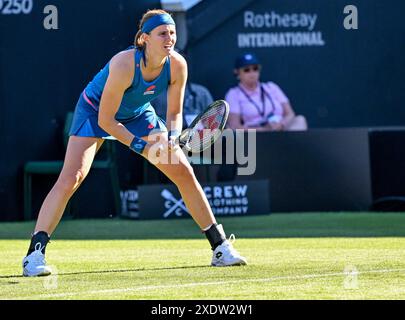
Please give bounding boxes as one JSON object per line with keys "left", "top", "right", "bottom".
{"left": 170, "top": 163, "right": 196, "bottom": 185}
{"left": 296, "top": 115, "right": 306, "bottom": 122}
{"left": 297, "top": 115, "right": 308, "bottom": 129}
{"left": 56, "top": 169, "right": 87, "bottom": 194}
{"left": 289, "top": 115, "right": 308, "bottom": 130}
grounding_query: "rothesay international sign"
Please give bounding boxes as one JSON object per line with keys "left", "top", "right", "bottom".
{"left": 138, "top": 180, "right": 270, "bottom": 220}
{"left": 238, "top": 10, "right": 325, "bottom": 48}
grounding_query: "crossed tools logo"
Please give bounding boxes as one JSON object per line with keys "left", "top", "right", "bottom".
{"left": 161, "top": 189, "right": 190, "bottom": 218}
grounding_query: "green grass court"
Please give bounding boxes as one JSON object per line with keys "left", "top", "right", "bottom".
{"left": 1, "top": 212, "right": 405, "bottom": 300}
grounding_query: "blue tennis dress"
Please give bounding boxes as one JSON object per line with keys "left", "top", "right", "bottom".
{"left": 69, "top": 46, "right": 169, "bottom": 138}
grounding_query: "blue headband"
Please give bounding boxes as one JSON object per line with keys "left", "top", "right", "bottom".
{"left": 141, "top": 14, "right": 175, "bottom": 33}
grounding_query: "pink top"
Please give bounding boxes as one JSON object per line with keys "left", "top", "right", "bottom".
{"left": 225, "top": 81, "right": 289, "bottom": 128}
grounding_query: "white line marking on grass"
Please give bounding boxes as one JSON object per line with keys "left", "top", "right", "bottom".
{"left": 11, "top": 268, "right": 405, "bottom": 299}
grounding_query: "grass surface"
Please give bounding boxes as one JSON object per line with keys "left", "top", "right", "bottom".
{"left": 1, "top": 212, "right": 405, "bottom": 300}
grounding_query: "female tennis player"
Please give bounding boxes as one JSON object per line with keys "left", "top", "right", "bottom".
{"left": 22, "top": 9, "right": 247, "bottom": 277}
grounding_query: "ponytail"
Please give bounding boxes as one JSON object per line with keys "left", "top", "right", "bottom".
{"left": 134, "top": 29, "right": 145, "bottom": 50}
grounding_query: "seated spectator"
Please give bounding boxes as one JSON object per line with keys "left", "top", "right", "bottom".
{"left": 225, "top": 53, "right": 307, "bottom": 131}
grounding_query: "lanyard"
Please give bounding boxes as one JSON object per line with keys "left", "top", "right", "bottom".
{"left": 238, "top": 84, "right": 276, "bottom": 120}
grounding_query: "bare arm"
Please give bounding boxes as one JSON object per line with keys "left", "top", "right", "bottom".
{"left": 228, "top": 112, "right": 274, "bottom": 131}
{"left": 166, "top": 52, "right": 187, "bottom": 135}
{"left": 98, "top": 51, "right": 135, "bottom": 147}
{"left": 228, "top": 112, "right": 246, "bottom": 130}
{"left": 281, "top": 102, "right": 296, "bottom": 128}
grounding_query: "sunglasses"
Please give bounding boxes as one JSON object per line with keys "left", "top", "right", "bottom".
{"left": 242, "top": 65, "right": 260, "bottom": 73}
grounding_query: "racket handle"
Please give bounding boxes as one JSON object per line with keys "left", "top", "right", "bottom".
{"left": 176, "top": 128, "right": 190, "bottom": 147}
{"left": 177, "top": 137, "right": 191, "bottom": 151}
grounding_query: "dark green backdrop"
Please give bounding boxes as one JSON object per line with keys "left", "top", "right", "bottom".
{"left": 1, "top": 0, "right": 404, "bottom": 220}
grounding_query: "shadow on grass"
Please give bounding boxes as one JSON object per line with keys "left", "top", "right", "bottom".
{"left": 1, "top": 213, "right": 405, "bottom": 240}
{"left": 0, "top": 264, "right": 210, "bottom": 279}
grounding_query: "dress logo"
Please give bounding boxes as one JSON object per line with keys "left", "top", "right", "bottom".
{"left": 143, "top": 85, "right": 156, "bottom": 95}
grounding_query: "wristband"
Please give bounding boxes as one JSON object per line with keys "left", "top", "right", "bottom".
{"left": 168, "top": 129, "right": 181, "bottom": 139}
{"left": 129, "top": 137, "right": 147, "bottom": 154}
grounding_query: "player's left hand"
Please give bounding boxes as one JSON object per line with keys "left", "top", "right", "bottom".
{"left": 168, "top": 135, "right": 180, "bottom": 151}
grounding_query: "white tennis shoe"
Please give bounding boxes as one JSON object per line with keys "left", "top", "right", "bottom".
{"left": 22, "top": 243, "right": 52, "bottom": 277}
{"left": 211, "top": 234, "right": 247, "bottom": 267}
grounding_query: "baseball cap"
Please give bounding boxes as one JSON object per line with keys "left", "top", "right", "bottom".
{"left": 234, "top": 53, "right": 261, "bottom": 69}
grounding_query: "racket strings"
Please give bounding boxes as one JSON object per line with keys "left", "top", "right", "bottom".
{"left": 189, "top": 104, "right": 226, "bottom": 149}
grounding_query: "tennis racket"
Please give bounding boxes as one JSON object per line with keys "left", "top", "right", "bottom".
{"left": 177, "top": 100, "right": 229, "bottom": 153}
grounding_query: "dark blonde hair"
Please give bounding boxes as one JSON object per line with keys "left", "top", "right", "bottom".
{"left": 134, "top": 9, "right": 172, "bottom": 50}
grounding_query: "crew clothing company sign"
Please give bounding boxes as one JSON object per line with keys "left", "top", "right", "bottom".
{"left": 138, "top": 180, "right": 270, "bottom": 219}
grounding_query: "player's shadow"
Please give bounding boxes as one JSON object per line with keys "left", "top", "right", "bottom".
{"left": 0, "top": 264, "right": 211, "bottom": 279}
